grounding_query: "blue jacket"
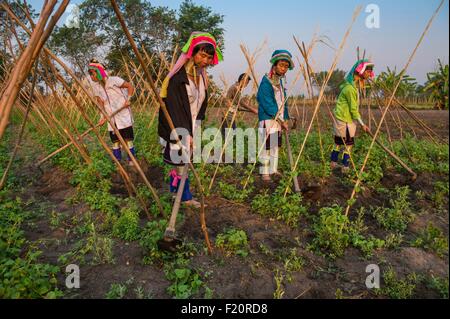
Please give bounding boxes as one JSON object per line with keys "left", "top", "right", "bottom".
{"left": 257, "top": 75, "right": 289, "bottom": 122}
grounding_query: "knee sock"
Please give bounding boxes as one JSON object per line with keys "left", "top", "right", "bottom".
{"left": 331, "top": 145, "right": 341, "bottom": 163}
{"left": 342, "top": 147, "right": 352, "bottom": 167}
{"left": 127, "top": 140, "right": 136, "bottom": 161}
{"left": 112, "top": 142, "right": 121, "bottom": 161}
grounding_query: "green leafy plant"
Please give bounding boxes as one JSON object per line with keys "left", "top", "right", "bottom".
{"left": 431, "top": 181, "right": 449, "bottom": 208}
{"left": 310, "top": 205, "right": 350, "bottom": 260}
{"left": 251, "top": 184, "right": 308, "bottom": 228}
{"left": 348, "top": 208, "right": 385, "bottom": 258}
{"left": 351, "top": 234, "right": 385, "bottom": 258}
{"left": 0, "top": 196, "right": 63, "bottom": 299}
{"left": 106, "top": 283, "right": 128, "bottom": 299}
{"left": 394, "top": 137, "right": 449, "bottom": 174}
{"left": 273, "top": 269, "right": 285, "bottom": 299}
{"left": 49, "top": 210, "right": 63, "bottom": 229}
{"left": 59, "top": 223, "right": 114, "bottom": 266}
{"left": 215, "top": 228, "right": 249, "bottom": 257}
{"left": 372, "top": 186, "right": 414, "bottom": 232}
{"left": 112, "top": 199, "right": 141, "bottom": 241}
{"left": 427, "top": 275, "right": 449, "bottom": 299}
{"left": 282, "top": 248, "right": 305, "bottom": 273}
{"left": 376, "top": 267, "right": 418, "bottom": 299}
{"left": 0, "top": 251, "right": 63, "bottom": 299}
{"left": 384, "top": 233, "right": 404, "bottom": 250}
{"left": 70, "top": 154, "right": 117, "bottom": 215}
{"left": 423, "top": 59, "right": 449, "bottom": 110}
{"left": 140, "top": 219, "right": 168, "bottom": 264}
{"left": 164, "top": 264, "right": 205, "bottom": 299}
{"left": 411, "top": 223, "right": 448, "bottom": 258}
{"left": 218, "top": 181, "right": 251, "bottom": 203}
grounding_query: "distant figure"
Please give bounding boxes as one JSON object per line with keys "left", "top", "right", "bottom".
{"left": 330, "top": 59, "right": 374, "bottom": 173}
{"left": 221, "top": 73, "right": 258, "bottom": 139}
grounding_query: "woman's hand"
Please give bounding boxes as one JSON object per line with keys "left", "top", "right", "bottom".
{"left": 97, "top": 117, "right": 107, "bottom": 126}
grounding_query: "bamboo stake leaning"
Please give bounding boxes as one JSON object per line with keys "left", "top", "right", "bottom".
{"left": 344, "top": 0, "right": 445, "bottom": 216}
{"left": 283, "top": 6, "right": 363, "bottom": 198}
{"left": 371, "top": 79, "right": 445, "bottom": 144}
{"left": 206, "top": 73, "right": 256, "bottom": 192}
{"left": 369, "top": 86, "right": 417, "bottom": 160}
{"left": 10, "top": 2, "right": 159, "bottom": 216}
{"left": 110, "top": 0, "right": 213, "bottom": 253}
{"left": 0, "top": 0, "right": 68, "bottom": 140}
{"left": 284, "top": 131, "right": 301, "bottom": 192}
{"left": 366, "top": 130, "right": 417, "bottom": 180}
{"left": 0, "top": 59, "right": 39, "bottom": 190}
{"left": 294, "top": 36, "right": 334, "bottom": 180}
{"left": 37, "top": 104, "right": 131, "bottom": 166}
{"left": 202, "top": 42, "right": 265, "bottom": 172}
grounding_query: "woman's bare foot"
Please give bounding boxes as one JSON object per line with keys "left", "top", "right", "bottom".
{"left": 341, "top": 166, "right": 350, "bottom": 174}
{"left": 272, "top": 171, "right": 282, "bottom": 177}
{"left": 261, "top": 174, "right": 272, "bottom": 182}
{"left": 183, "top": 199, "right": 205, "bottom": 209}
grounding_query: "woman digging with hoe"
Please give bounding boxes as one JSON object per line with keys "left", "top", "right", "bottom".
{"left": 88, "top": 59, "right": 137, "bottom": 166}
{"left": 257, "top": 50, "right": 295, "bottom": 182}
{"left": 330, "top": 59, "right": 374, "bottom": 173}
{"left": 158, "top": 32, "right": 223, "bottom": 208}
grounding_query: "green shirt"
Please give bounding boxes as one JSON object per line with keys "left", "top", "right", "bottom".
{"left": 333, "top": 81, "right": 361, "bottom": 124}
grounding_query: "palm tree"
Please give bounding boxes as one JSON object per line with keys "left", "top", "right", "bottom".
{"left": 423, "top": 59, "right": 449, "bottom": 110}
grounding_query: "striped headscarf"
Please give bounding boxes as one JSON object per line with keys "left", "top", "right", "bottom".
{"left": 270, "top": 50, "right": 295, "bottom": 70}
{"left": 160, "top": 32, "right": 223, "bottom": 98}
{"left": 88, "top": 60, "right": 108, "bottom": 81}
{"left": 346, "top": 59, "right": 375, "bottom": 84}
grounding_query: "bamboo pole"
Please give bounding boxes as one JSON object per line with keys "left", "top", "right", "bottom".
{"left": 110, "top": 0, "right": 213, "bottom": 253}
{"left": 344, "top": 0, "right": 445, "bottom": 216}
{"left": 0, "top": 0, "right": 68, "bottom": 139}
{"left": 37, "top": 104, "right": 131, "bottom": 166}
{"left": 8, "top": 1, "right": 158, "bottom": 217}
{"left": 371, "top": 79, "right": 445, "bottom": 144}
{"left": 0, "top": 59, "right": 38, "bottom": 190}
{"left": 283, "top": 7, "right": 363, "bottom": 197}
{"left": 9, "top": 11, "right": 92, "bottom": 166}
{"left": 366, "top": 130, "right": 417, "bottom": 180}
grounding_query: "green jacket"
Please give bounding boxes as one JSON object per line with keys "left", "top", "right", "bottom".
{"left": 333, "top": 80, "right": 361, "bottom": 124}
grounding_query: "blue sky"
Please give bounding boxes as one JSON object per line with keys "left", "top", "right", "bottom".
{"left": 28, "top": 0, "right": 449, "bottom": 92}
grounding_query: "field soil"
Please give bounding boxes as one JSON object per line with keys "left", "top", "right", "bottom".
{"left": 8, "top": 109, "right": 449, "bottom": 299}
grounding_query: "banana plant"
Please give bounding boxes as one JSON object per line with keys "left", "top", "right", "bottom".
{"left": 375, "top": 67, "right": 418, "bottom": 99}
{"left": 423, "top": 59, "right": 449, "bottom": 110}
